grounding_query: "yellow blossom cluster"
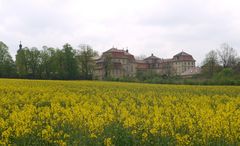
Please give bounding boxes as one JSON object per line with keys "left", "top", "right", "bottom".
{"left": 0, "top": 79, "right": 239, "bottom": 145}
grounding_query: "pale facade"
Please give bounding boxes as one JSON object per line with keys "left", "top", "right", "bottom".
{"left": 172, "top": 52, "right": 196, "bottom": 75}
{"left": 93, "top": 48, "right": 197, "bottom": 79}
{"left": 94, "top": 48, "right": 136, "bottom": 80}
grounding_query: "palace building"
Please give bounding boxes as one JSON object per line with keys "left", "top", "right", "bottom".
{"left": 93, "top": 48, "right": 199, "bottom": 80}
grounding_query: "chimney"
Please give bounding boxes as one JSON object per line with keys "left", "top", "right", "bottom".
{"left": 151, "top": 53, "right": 153, "bottom": 56}
{"left": 126, "top": 49, "right": 128, "bottom": 53}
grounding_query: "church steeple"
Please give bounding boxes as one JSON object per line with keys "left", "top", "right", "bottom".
{"left": 19, "top": 41, "right": 22, "bottom": 50}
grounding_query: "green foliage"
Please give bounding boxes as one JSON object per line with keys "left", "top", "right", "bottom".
{"left": 1, "top": 40, "right": 240, "bottom": 85}
{"left": 0, "top": 41, "right": 16, "bottom": 77}
{"left": 201, "top": 50, "right": 221, "bottom": 78}
{"left": 214, "top": 68, "right": 234, "bottom": 79}
{"left": 16, "top": 47, "right": 29, "bottom": 77}
{"left": 136, "top": 70, "right": 160, "bottom": 81}
{"left": 61, "top": 43, "right": 79, "bottom": 79}
{"left": 28, "top": 47, "right": 41, "bottom": 78}
{"left": 76, "top": 45, "right": 98, "bottom": 79}
{"left": 15, "top": 43, "right": 80, "bottom": 80}
{"left": 38, "top": 47, "right": 56, "bottom": 79}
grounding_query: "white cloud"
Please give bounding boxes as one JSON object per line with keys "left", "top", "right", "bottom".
{"left": 0, "top": 0, "right": 240, "bottom": 63}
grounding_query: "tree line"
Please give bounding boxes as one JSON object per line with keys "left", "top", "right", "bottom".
{"left": 108, "top": 43, "right": 240, "bottom": 85}
{"left": 0, "top": 40, "right": 239, "bottom": 84}
{"left": 201, "top": 43, "right": 239, "bottom": 79}
{"left": 0, "top": 41, "right": 98, "bottom": 80}
{"left": 131, "top": 43, "right": 240, "bottom": 85}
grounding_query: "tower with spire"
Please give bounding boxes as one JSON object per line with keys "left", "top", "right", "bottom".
{"left": 17, "top": 41, "right": 23, "bottom": 54}
{"left": 19, "top": 41, "right": 22, "bottom": 50}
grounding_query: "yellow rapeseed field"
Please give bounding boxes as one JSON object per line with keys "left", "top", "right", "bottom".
{"left": 0, "top": 79, "right": 240, "bottom": 145}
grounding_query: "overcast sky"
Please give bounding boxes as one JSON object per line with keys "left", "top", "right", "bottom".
{"left": 0, "top": 0, "right": 240, "bottom": 64}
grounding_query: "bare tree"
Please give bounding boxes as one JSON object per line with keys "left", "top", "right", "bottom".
{"left": 76, "top": 44, "right": 98, "bottom": 79}
{"left": 162, "top": 62, "right": 175, "bottom": 76}
{"left": 103, "top": 54, "right": 113, "bottom": 79}
{"left": 135, "top": 55, "right": 147, "bottom": 60}
{"left": 217, "top": 43, "right": 238, "bottom": 68}
{"left": 202, "top": 50, "right": 220, "bottom": 77}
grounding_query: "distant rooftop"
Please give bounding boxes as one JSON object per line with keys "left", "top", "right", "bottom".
{"left": 104, "top": 47, "right": 133, "bottom": 56}
{"left": 174, "top": 51, "right": 192, "bottom": 57}
{"left": 144, "top": 53, "right": 160, "bottom": 60}
{"left": 173, "top": 51, "right": 195, "bottom": 61}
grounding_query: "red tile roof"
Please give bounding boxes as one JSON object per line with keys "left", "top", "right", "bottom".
{"left": 103, "top": 48, "right": 135, "bottom": 60}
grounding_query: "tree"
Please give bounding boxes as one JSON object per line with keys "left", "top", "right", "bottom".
{"left": 103, "top": 54, "right": 113, "bottom": 79}
{"left": 16, "top": 47, "right": 29, "bottom": 77}
{"left": 51, "top": 49, "right": 65, "bottom": 79}
{"left": 76, "top": 44, "right": 98, "bottom": 79}
{"left": 39, "top": 46, "right": 56, "bottom": 79}
{"left": 0, "top": 41, "right": 16, "bottom": 77}
{"left": 162, "top": 62, "right": 175, "bottom": 77}
{"left": 232, "top": 57, "right": 240, "bottom": 75}
{"left": 62, "top": 43, "right": 79, "bottom": 79}
{"left": 202, "top": 50, "right": 221, "bottom": 77}
{"left": 16, "top": 46, "right": 41, "bottom": 78}
{"left": 27, "top": 47, "right": 41, "bottom": 78}
{"left": 135, "top": 55, "right": 146, "bottom": 60}
{"left": 215, "top": 68, "right": 234, "bottom": 80}
{"left": 217, "top": 43, "right": 238, "bottom": 68}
